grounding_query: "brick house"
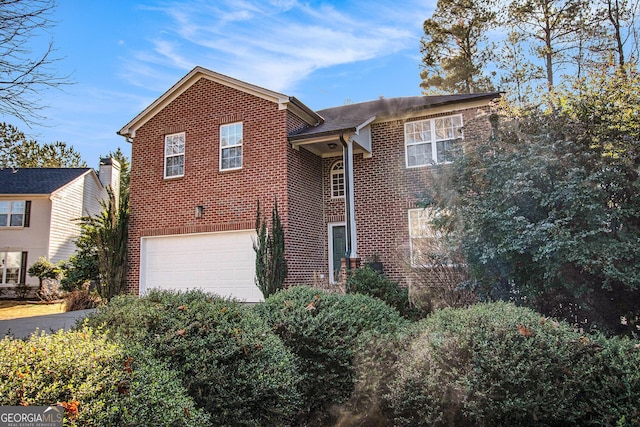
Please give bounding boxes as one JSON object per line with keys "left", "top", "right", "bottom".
{"left": 118, "top": 66, "right": 498, "bottom": 302}
{"left": 0, "top": 160, "right": 120, "bottom": 297}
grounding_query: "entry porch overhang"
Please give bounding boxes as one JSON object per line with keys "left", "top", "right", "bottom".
{"left": 288, "top": 118, "right": 373, "bottom": 159}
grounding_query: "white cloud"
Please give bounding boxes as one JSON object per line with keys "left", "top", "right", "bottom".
{"left": 122, "top": 0, "right": 429, "bottom": 94}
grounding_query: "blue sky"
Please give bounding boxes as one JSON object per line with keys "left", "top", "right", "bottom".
{"left": 2, "top": 0, "right": 436, "bottom": 166}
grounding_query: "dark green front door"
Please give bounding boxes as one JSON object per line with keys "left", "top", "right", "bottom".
{"left": 331, "top": 225, "right": 346, "bottom": 283}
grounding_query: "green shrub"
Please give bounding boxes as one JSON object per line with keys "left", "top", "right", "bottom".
{"left": 346, "top": 266, "right": 423, "bottom": 319}
{"left": 359, "top": 302, "right": 640, "bottom": 426}
{"left": 337, "top": 324, "right": 422, "bottom": 426}
{"left": 0, "top": 327, "right": 208, "bottom": 426}
{"left": 254, "top": 285, "right": 408, "bottom": 424}
{"left": 83, "top": 289, "right": 301, "bottom": 426}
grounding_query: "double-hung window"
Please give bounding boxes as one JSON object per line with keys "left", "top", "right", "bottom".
{"left": 164, "top": 132, "right": 185, "bottom": 178}
{"left": 0, "top": 201, "right": 29, "bottom": 227}
{"left": 331, "top": 160, "right": 345, "bottom": 198}
{"left": 408, "top": 208, "right": 444, "bottom": 267}
{"left": 405, "top": 115, "right": 463, "bottom": 167}
{"left": 220, "top": 122, "right": 243, "bottom": 171}
{"left": 0, "top": 251, "right": 24, "bottom": 284}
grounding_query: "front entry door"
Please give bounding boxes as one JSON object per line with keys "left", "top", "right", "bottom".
{"left": 330, "top": 224, "right": 346, "bottom": 283}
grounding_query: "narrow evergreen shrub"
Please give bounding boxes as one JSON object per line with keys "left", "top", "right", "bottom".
{"left": 254, "top": 198, "right": 288, "bottom": 298}
{"left": 254, "top": 285, "right": 408, "bottom": 424}
{"left": 0, "top": 327, "right": 208, "bottom": 426}
{"left": 83, "top": 289, "right": 301, "bottom": 426}
{"left": 379, "top": 302, "right": 640, "bottom": 426}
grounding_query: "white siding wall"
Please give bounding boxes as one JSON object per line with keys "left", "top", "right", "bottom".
{"left": 0, "top": 196, "right": 51, "bottom": 288}
{"left": 49, "top": 172, "right": 105, "bottom": 263}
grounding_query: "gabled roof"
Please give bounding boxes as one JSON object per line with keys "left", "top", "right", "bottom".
{"left": 289, "top": 92, "right": 501, "bottom": 141}
{"left": 118, "top": 66, "right": 322, "bottom": 139}
{"left": 0, "top": 168, "right": 92, "bottom": 195}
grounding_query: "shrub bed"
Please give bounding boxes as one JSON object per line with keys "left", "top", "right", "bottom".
{"left": 254, "top": 285, "right": 408, "bottom": 424}
{"left": 83, "top": 289, "right": 301, "bottom": 426}
{"left": 345, "top": 302, "right": 640, "bottom": 426}
{"left": 0, "top": 327, "right": 208, "bottom": 426}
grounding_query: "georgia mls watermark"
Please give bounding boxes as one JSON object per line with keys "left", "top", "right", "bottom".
{"left": 0, "top": 406, "right": 63, "bottom": 427}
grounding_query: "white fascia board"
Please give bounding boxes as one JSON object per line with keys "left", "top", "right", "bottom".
{"left": 373, "top": 98, "right": 494, "bottom": 125}
{"left": 118, "top": 66, "right": 290, "bottom": 138}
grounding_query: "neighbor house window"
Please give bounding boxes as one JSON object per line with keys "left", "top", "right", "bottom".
{"left": 408, "top": 208, "right": 444, "bottom": 267}
{"left": 331, "top": 160, "right": 345, "bottom": 198}
{"left": 0, "top": 251, "right": 24, "bottom": 284}
{"left": 164, "top": 132, "right": 185, "bottom": 178}
{"left": 220, "top": 122, "right": 243, "bottom": 171}
{"left": 405, "top": 115, "right": 463, "bottom": 167}
{"left": 0, "top": 201, "right": 29, "bottom": 227}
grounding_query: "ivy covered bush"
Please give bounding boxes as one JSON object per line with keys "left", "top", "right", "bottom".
{"left": 0, "top": 327, "right": 208, "bottom": 426}
{"left": 345, "top": 302, "right": 640, "bottom": 426}
{"left": 253, "top": 285, "right": 409, "bottom": 424}
{"left": 83, "top": 289, "right": 301, "bottom": 426}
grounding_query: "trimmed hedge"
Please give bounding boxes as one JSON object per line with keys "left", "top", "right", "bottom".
{"left": 345, "top": 302, "right": 640, "bottom": 426}
{"left": 253, "top": 285, "right": 408, "bottom": 424}
{"left": 0, "top": 327, "right": 208, "bottom": 426}
{"left": 82, "top": 289, "right": 301, "bottom": 426}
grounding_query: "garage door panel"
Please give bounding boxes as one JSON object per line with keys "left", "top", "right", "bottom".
{"left": 140, "top": 231, "right": 261, "bottom": 302}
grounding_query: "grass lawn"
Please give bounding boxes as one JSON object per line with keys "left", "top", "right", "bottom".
{"left": 0, "top": 301, "right": 66, "bottom": 320}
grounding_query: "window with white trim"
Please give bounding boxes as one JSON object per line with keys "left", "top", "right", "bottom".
{"left": 164, "top": 132, "right": 185, "bottom": 178}
{"left": 0, "top": 201, "right": 27, "bottom": 227}
{"left": 408, "top": 208, "right": 445, "bottom": 267}
{"left": 220, "top": 122, "right": 243, "bottom": 171}
{"left": 405, "top": 114, "right": 463, "bottom": 167}
{"left": 0, "top": 251, "right": 23, "bottom": 284}
{"left": 331, "top": 160, "right": 345, "bottom": 198}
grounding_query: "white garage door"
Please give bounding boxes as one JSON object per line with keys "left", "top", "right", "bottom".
{"left": 140, "top": 230, "right": 262, "bottom": 302}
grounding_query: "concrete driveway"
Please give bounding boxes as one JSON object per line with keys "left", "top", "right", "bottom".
{"left": 0, "top": 309, "right": 95, "bottom": 339}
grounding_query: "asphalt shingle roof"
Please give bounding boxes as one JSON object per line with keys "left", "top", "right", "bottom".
{"left": 0, "top": 168, "right": 91, "bottom": 195}
{"left": 289, "top": 92, "right": 500, "bottom": 140}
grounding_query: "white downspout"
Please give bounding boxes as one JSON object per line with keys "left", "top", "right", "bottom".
{"left": 339, "top": 133, "right": 357, "bottom": 259}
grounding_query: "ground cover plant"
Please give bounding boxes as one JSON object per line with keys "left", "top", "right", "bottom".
{"left": 344, "top": 301, "right": 640, "bottom": 426}
{"left": 83, "top": 289, "right": 301, "bottom": 426}
{"left": 0, "top": 327, "right": 208, "bottom": 426}
{"left": 254, "top": 285, "right": 409, "bottom": 425}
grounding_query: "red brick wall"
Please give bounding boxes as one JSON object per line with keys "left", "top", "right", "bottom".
{"left": 319, "top": 107, "right": 493, "bottom": 286}
{"left": 127, "top": 77, "right": 291, "bottom": 293}
{"left": 285, "top": 112, "right": 325, "bottom": 285}
{"left": 128, "top": 83, "right": 493, "bottom": 294}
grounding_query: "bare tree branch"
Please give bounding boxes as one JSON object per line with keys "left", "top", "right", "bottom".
{"left": 0, "top": 0, "right": 72, "bottom": 125}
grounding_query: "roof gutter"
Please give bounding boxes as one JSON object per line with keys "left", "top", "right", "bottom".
{"left": 287, "top": 96, "right": 324, "bottom": 126}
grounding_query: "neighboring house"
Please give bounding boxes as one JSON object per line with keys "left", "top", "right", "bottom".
{"left": 118, "top": 66, "right": 498, "bottom": 302}
{"left": 0, "top": 159, "right": 120, "bottom": 297}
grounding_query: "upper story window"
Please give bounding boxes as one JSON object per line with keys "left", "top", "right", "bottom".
{"left": 220, "top": 122, "right": 243, "bottom": 171}
{"left": 0, "top": 201, "right": 29, "bottom": 227}
{"left": 164, "top": 132, "right": 185, "bottom": 178}
{"left": 405, "top": 114, "right": 463, "bottom": 167}
{"left": 331, "top": 160, "right": 345, "bottom": 198}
